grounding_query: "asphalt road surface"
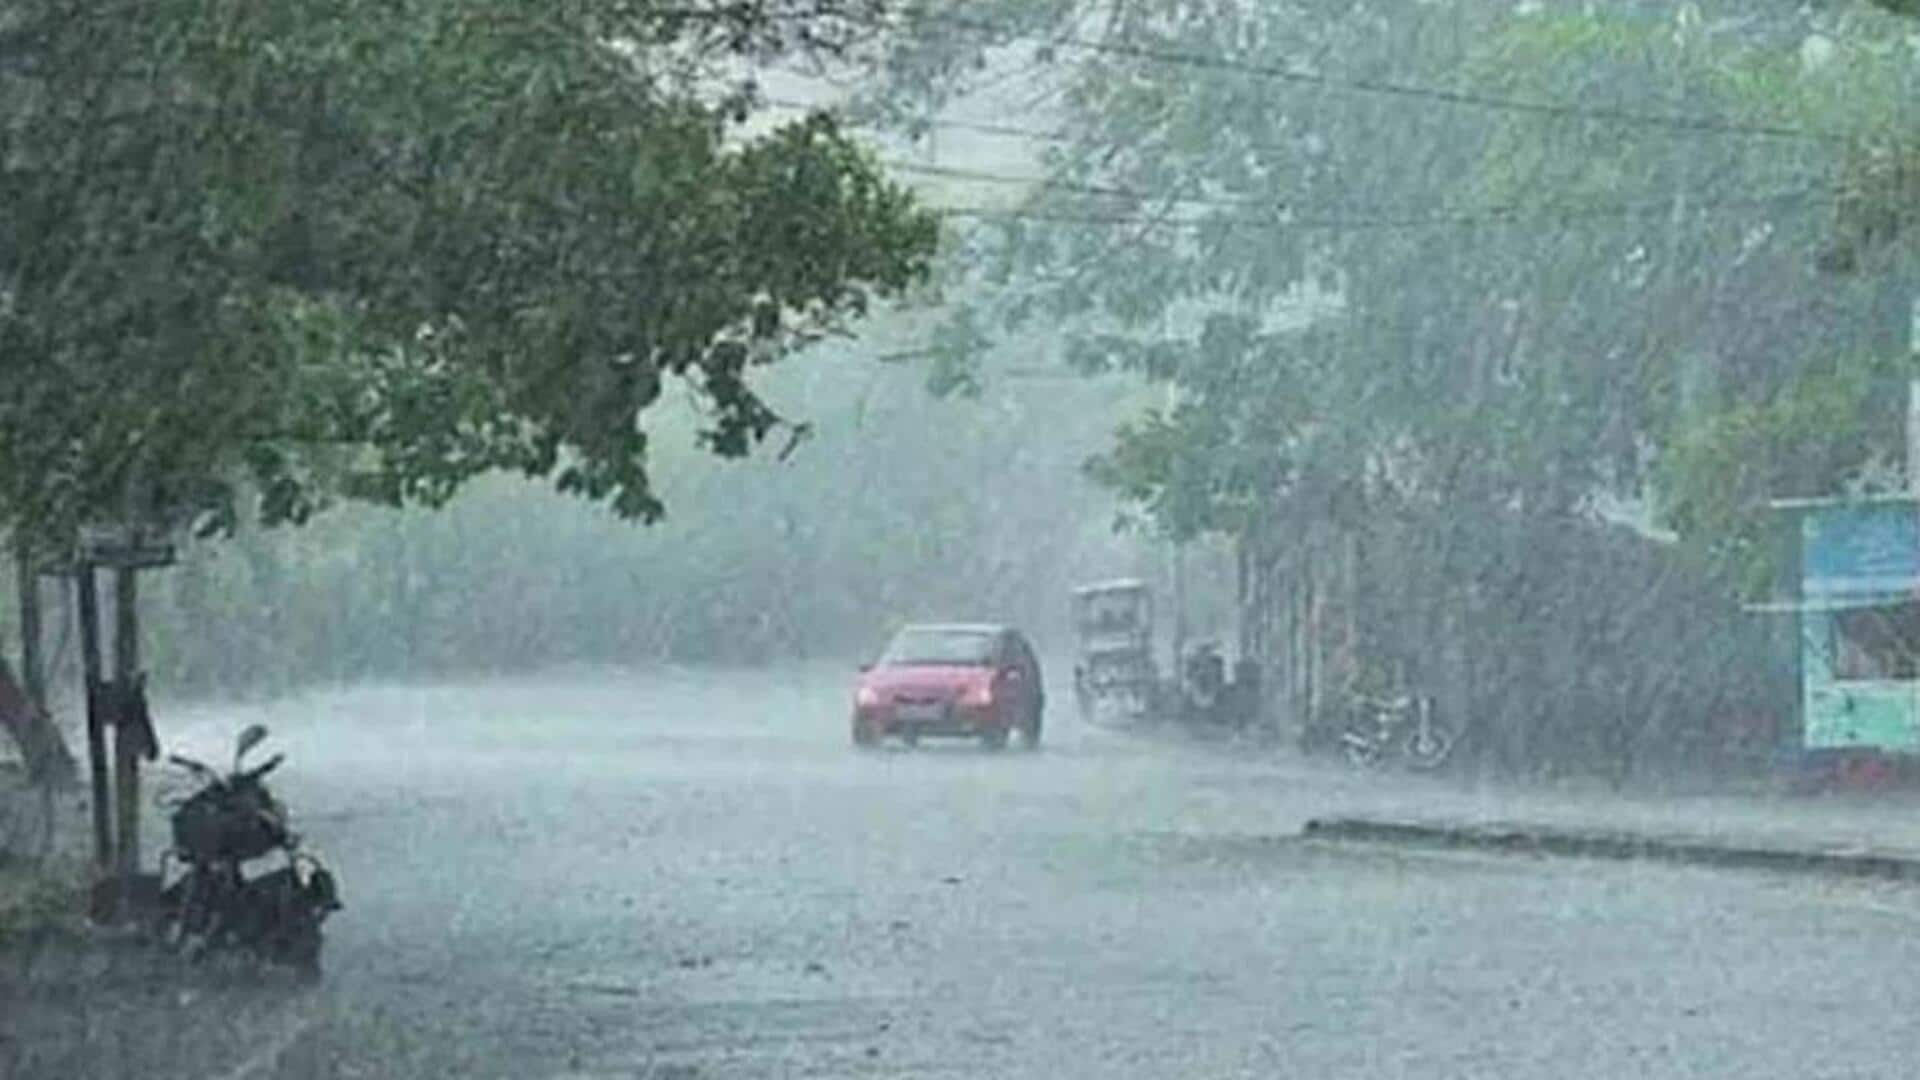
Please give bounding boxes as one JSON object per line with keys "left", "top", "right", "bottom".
{"left": 55, "top": 667, "right": 1920, "bottom": 1078}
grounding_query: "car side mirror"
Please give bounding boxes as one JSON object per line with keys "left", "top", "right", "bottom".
{"left": 858, "top": 662, "right": 873, "bottom": 673}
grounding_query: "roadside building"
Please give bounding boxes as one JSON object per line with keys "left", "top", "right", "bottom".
{"left": 1761, "top": 495, "right": 1920, "bottom": 756}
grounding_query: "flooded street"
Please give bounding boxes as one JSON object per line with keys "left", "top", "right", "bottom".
{"left": 138, "top": 668, "right": 1920, "bottom": 1079}
{"left": 11, "top": 3, "right": 1920, "bottom": 1077}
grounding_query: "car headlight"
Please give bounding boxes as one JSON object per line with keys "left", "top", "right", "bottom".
{"left": 855, "top": 686, "right": 881, "bottom": 708}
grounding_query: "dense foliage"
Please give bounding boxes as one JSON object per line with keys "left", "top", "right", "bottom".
{"left": 0, "top": 0, "right": 938, "bottom": 547}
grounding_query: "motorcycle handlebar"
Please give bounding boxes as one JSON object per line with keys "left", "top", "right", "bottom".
{"left": 168, "top": 754, "right": 218, "bottom": 778}
{"left": 243, "top": 752, "right": 286, "bottom": 782}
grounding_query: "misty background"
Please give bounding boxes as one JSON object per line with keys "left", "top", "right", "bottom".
{"left": 0, "top": 354, "right": 1230, "bottom": 699}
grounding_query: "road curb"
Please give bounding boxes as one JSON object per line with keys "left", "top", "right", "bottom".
{"left": 1301, "top": 816, "right": 1920, "bottom": 881}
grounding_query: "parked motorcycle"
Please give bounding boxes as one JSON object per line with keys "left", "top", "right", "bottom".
{"left": 1172, "top": 642, "right": 1262, "bottom": 735}
{"left": 1340, "top": 692, "right": 1457, "bottom": 770}
{"left": 151, "top": 724, "right": 341, "bottom": 977}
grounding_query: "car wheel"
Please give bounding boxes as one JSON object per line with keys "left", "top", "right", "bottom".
{"left": 852, "top": 719, "right": 879, "bottom": 749}
{"left": 980, "top": 725, "right": 1009, "bottom": 751}
{"left": 1020, "top": 709, "right": 1043, "bottom": 750}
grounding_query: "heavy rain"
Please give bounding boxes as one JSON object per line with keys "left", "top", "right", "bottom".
{"left": 6, "top": 2, "right": 1920, "bottom": 1077}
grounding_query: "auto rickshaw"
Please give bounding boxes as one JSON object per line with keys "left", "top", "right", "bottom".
{"left": 1071, "top": 579, "right": 1159, "bottom": 727}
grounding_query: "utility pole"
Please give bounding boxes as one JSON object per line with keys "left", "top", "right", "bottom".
{"left": 75, "top": 563, "right": 110, "bottom": 869}
{"left": 1171, "top": 540, "right": 1187, "bottom": 679}
{"left": 1906, "top": 282, "right": 1919, "bottom": 497}
{"left": 1904, "top": 283, "right": 1920, "bottom": 495}
{"left": 73, "top": 522, "right": 172, "bottom": 918}
{"left": 1909, "top": 378, "right": 1920, "bottom": 499}
{"left": 112, "top": 564, "right": 141, "bottom": 901}
{"left": 1165, "top": 377, "right": 1187, "bottom": 679}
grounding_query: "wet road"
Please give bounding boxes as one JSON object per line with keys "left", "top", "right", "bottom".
{"left": 148, "top": 668, "right": 1920, "bottom": 1079}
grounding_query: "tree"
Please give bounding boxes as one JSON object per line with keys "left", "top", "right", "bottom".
{"left": 0, "top": 0, "right": 939, "bottom": 550}
{"left": 0, "top": 648, "right": 71, "bottom": 785}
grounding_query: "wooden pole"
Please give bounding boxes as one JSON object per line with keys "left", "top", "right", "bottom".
{"left": 76, "top": 565, "right": 111, "bottom": 869}
{"left": 112, "top": 565, "right": 141, "bottom": 904}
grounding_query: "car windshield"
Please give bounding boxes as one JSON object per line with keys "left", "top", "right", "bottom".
{"left": 880, "top": 628, "right": 997, "bottom": 667}
{"left": 1078, "top": 591, "right": 1144, "bottom": 633}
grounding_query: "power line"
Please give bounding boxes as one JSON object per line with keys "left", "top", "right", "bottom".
{"left": 776, "top": 107, "right": 1839, "bottom": 244}
{"left": 785, "top": 112, "right": 1843, "bottom": 250}
{"left": 888, "top": 160, "right": 1840, "bottom": 225}
{"left": 875, "top": 152, "right": 1831, "bottom": 227}
{"left": 755, "top": 29, "right": 1847, "bottom": 239}
{"left": 892, "top": 9, "right": 1857, "bottom": 145}
{"left": 932, "top": 188, "right": 1826, "bottom": 234}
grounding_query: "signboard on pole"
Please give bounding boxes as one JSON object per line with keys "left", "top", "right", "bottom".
{"left": 75, "top": 524, "right": 175, "bottom": 570}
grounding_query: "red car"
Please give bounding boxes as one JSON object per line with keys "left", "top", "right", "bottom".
{"left": 852, "top": 624, "right": 1045, "bottom": 750}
